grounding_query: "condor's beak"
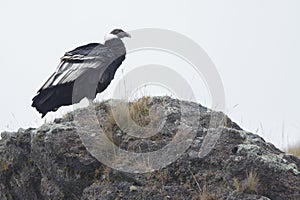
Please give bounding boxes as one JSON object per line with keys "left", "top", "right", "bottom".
{"left": 124, "top": 32, "right": 131, "bottom": 38}
{"left": 119, "top": 31, "right": 131, "bottom": 38}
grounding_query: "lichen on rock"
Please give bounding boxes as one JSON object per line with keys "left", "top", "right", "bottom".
{"left": 0, "top": 97, "right": 299, "bottom": 200}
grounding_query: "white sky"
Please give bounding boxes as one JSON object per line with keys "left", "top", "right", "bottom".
{"left": 0, "top": 0, "right": 299, "bottom": 149}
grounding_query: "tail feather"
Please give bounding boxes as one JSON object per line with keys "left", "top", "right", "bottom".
{"left": 32, "top": 83, "right": 75, "bottom": 118}
{"left": 32, "top": 81, "right": 98, "bottom": 118}
{"left": 32, "top": 89, "right": 56, "bottom": 117}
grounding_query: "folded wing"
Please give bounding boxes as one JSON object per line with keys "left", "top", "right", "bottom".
{"left": 32, "top": 43, "right": 119, "bottom": 117}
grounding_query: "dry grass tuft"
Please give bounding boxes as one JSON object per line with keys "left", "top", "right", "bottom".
{"left": 233, "top": 170, "right": 259, "bottom": 194}
{"left": 63, "top": 112, "right": 73, "bottom": 121}
{"left": 192, "top": 184, "right": 223, "bottom": 200}
{"left": 107, "top": 97, "right": 150, "bottom": 130}
{"left": 1, "top": 162, "right": 9, "bottom": 172}
{"left": 287, "top": 144, "right": 300, "bottom": 158}
{"left": 104, "top": 97, "right": 151, "bottom": 144}
{"left": 190, "top": 171, "right": 223, "bottom": 200}
{"left": 233, "top": 177, "right": 241, "bottom": 192}
{"left": 245, "top": 170, "right": 259, "bottom": 193}
{"left": 129, "top": 96, "right": 150, "bottom": 127}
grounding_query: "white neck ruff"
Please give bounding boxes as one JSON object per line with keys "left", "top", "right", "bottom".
{"left": 104, "top": 33, "right": 118, "bottom": 41}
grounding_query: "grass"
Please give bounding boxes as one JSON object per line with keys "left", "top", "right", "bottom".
{"left": 1, "top": 162, "right": 8, "bottom": 172}
{"left": 233, "top": 170, "right": 259, "bottom": 194}
{"left": 63, "top": 112, "right": 74, "bottom": 121}
{"left": 192, "top": 184, "right": 223, "bottom": 200}
{"left": 244, "top": 170, "right": 259, "bottom": 193}
{"left": 188, "top": 168, "right": 223, "bottom": 200}
{"left": 286, "top": 144, "right": 300, "bottom": 158}
{"left": 107, "top": 97, "right": 150, "bottom": 132}
{"left": 129, "top": 96, "right": 150, "bottom": 127}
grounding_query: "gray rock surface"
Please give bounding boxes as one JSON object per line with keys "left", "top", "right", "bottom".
{"left": 0, "top": 97, "right": 299, "bottom": 200}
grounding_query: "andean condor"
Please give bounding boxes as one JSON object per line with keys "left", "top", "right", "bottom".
{"left": 32, "top": 29, "right": 131, "bottom": 117}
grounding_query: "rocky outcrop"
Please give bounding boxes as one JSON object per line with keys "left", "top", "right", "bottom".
{"left": 0, "top": 97, "right": 299, "bottom": 200}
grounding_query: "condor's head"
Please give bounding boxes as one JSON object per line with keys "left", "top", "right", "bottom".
{"left": 105, "top": 29, "right": 131, "bottom": 41}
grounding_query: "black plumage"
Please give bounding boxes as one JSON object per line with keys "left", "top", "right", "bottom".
{"left": 32, "top": 29, "right": 131, "bottom": 117}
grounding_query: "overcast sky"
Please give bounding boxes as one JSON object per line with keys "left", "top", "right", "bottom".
{"left": 0, "top": 0, "right": 299, "bottom": 149}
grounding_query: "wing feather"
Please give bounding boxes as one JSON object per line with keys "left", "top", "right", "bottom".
{"left": 39, "top": 43, "right": 113, "bottom": 91}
